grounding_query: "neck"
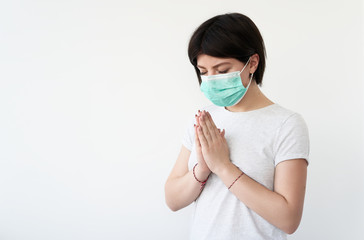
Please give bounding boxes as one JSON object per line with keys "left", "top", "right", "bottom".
{"left": 224, "top": 81, "right": 274, "bottom": 112}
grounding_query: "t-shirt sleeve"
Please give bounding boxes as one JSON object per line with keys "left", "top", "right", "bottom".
{"left": 181, "top": 116, "right": 195, "bottom": 151}
{"left": 273, "top": 113, "right": 310, "bottom": 166}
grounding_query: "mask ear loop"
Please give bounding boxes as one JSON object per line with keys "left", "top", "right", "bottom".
{"left": 239, "top": 57, "right": 251, "bottom": 74}
{"left": 240, "top": 57, "right": 253, "bottom": 89}
{"left": 245, "top": 72, "right": 254, "bottom": 89}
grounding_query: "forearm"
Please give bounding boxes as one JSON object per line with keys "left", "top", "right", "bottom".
{"left": 165, "top": 164, "right": 210, "bottom": 212}
{"left": 215, "top": 162, "right": 302, "bottom": 234}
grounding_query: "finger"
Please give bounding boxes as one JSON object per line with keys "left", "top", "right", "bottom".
{"left": 196, "top": 110, "right": 202, "bottom": 126}
{"left": 218, "top": 128, "right": 225, "bottom": 137}
{"left": 195, "top": 114, "right": 200, "bottom": 126}
{"left": 199, "top": 113, "right": 213, "bottom": 143}
{"left": 197, "top": 125, "right": 209, "bottom": 148}
{"left": 206, "top": 111, "right": 220, "bottom": 138}
{"left": 203, "top": 111, "right": 219, "bottom": 139}
{"left": 194, "top": 124, "right": 201, "bottom": 148}
{"left": 206, "top": 111, "right": 219, "bottom": 132}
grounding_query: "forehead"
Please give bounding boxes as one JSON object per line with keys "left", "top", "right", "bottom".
{"left": 196, "top": 54, "right": 238, "bottom": 68}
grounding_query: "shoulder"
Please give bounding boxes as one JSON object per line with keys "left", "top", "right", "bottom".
{"left": 268, "top": 104, "right": 310, "bottom": 149}
{"left": 266, "top": 104, "right": 307, "bottom": 127}
{"left": 272, "top": 105, "right": 310, "bottom": 166}
{"left": 269, "top": 103, "right": 298, "bottom": 118}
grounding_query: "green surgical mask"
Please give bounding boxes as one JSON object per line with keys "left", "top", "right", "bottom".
{"left": 200, "top": 57, "right": 253, "bottom": 107}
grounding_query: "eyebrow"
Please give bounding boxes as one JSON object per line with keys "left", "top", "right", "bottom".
{"left": 197, "top": 62, "right": 231, "bottom": 69}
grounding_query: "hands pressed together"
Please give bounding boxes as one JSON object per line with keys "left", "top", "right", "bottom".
{"left": 194, "top": 110, "right": 231, "bottom": 175}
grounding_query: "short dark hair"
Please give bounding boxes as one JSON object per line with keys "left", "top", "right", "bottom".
{"left": 188, "top": 13, "right": 267, "bottom": 86}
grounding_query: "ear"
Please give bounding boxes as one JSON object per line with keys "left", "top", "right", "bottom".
{"left": 249, "top": 53, "right": 259, "bottom": 74}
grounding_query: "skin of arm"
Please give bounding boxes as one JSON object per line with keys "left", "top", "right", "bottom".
{"left": 165, "top": 110, "right": 223, "bottom": 211}
{"left": 164, "top": 145, "right": 210, "bottom": 212}
{"left": 216, "top": 158, "right": 307, "bottom": 234}
{"left": 196, "top": 110, "right": 308, "bottom": 234}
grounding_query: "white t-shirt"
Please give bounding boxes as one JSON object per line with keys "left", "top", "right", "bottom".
{"left": 181, "top": 103, "right": 310, "bottom": 240}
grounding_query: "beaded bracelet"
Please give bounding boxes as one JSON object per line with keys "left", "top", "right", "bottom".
{"left": 228, "top": 171, "right": 244, "bottom": 190}
{"left": 193, "top": 163, "right": 209, "bottom": 191}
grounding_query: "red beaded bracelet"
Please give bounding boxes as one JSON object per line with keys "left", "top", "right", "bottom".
{"left": 193, "top": 163, "right": 209, "bottom": 191}
{"left": 228, "top": 171, "right": 244, "bottom": 190}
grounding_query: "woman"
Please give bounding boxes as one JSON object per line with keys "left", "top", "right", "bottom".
{"left": 164, "top": 12, "right": 309, "bottom": 240}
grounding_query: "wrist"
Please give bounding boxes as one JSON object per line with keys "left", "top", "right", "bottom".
{"left": 195, "top": 163, "right": 211, "bottom": 180}
{"left": 213, "top": 161, "right": 234, "bottom": 176}
{"left": 193, "top": 163, "right": 210, "bottom": 191}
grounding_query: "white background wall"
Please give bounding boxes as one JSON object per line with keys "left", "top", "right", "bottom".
{"left": 0, "top": 0, "right": 363, "bottom": 239}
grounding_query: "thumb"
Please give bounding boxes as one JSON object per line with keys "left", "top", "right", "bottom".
{"left": 219, "top": 128, "right": 225, "bottom": 138}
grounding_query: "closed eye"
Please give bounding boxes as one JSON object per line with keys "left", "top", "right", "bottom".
{"left": 200, "top": 69, "right": 229, "bottom": 76}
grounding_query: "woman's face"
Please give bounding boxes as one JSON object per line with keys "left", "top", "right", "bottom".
{"left": 196, "top": 54, "right": 252, "bottom": 87}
